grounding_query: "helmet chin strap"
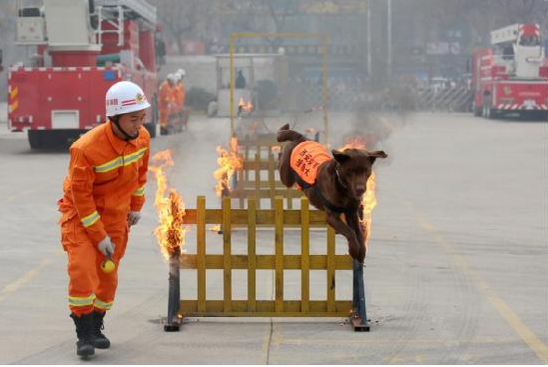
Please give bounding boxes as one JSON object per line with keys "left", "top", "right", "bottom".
{"left": 111, "top": 117, "right": 138, "bottom": 141}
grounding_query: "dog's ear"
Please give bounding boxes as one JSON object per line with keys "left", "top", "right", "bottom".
{"left": 366, "top": 150, "right": 388, "bottom": 164}
{"left": 332, "top": 149, "right": 351, "bottom": 164}
{"left": 278, "top": 123, "right": 290, "bottom": 131}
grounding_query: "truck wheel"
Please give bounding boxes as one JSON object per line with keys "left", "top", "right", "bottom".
{"left": 486, "top": 105, "right": 493, "bottom": 118}
{"left": 28, "top": 130, "right": 44, "bottom": 150}
{"left": 520, "top": 111, "right": 548, "bottom": 121}
{"left": 29, "top": 130, "right": 78, "bottom": 150}
{"left": 144, "top": 95, "right": 158, "bottom": 138}
{"left": 144, "top": 122, "right": 157, "bottom": 138}
{"left": 487, "top": 106, "right": 500, "bottom": 119}
{"left": 473, "top": 102, "right": 482, "bottom": 117}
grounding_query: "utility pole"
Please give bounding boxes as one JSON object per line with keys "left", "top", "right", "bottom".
{"left": 387, "top": 0, "right": 392, "bottom": 79}
{"left": 367, "top": 1, "right": 372, "bottom": 77}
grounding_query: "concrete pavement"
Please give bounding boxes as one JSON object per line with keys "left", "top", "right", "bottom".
{"left": 0, "top": 112, "right": 546, "bottom": 364}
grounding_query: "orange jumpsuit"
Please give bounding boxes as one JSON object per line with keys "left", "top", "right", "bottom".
{"left": 174, "top": 82, "right": 186, "bottom": 113}
{"left": 158, "top": 80, "right": 174, "bottom": 129}
{"left": 290, "top": 141, "right": 332, "bottom": 189}
{"left": 173, "top": 82, "right": 187, "bottom": 129}
{"left": 58, "top": 121, "right": 150, "bottom": 316}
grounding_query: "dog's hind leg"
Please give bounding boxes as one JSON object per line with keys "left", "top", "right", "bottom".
{"left": 278, "top": 148, "right": 296, "bottom": 188}
{"left": 277, "top": 125, "right": 307, "bottom": 143}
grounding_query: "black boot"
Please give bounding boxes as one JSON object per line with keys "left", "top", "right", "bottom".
{"left": 92, "top": 311, "right": 111, "bottom": 349}
{"left": 70, "top": 313, "right": 95, "bottom": 357}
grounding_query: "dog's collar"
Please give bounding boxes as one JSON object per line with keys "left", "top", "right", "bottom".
{"left": 314, "top": 185, "right": 359, "bottom": 216}
{"left": 335, "top": 166, "right": 349, "bottom": 190}
{"left": 291, "top": 165, "right": 358, "bottom": 216}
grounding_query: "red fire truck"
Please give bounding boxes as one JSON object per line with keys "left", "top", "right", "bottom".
{"left": 8, "top": 0, "right": 164, "bottom": 149}
{"left": 472, "top": 23, "right": 548, "bottom": 120}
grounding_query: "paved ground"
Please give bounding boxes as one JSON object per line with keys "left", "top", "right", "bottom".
{"left": 0, "top": 111, "right": 546, "bottom": 364}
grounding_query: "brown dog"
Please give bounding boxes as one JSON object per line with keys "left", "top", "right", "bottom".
{"left": 277, "top": 123, "right": 387, "bottom": 263}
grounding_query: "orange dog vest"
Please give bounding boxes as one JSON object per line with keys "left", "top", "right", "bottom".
{"left": 290, "top": 141, "right": 331, "bottom": 189}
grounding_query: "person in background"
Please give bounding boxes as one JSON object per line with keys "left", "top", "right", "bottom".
{"left": 159, "top": 74, "right": 176, "bottom": 135}
{"left": 235, "top": 69, "right": 246, "bottom": 89}
{"left": 174, "top": 69, "right": 189, "bottom": 131}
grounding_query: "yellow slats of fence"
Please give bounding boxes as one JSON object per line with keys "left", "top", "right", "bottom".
{"left": 222, "top": 197, "right": 232, "bottom": 312}
{"left": 183, "top": 208, "right": 327, "bottom": 226}
{"left": 268, "top": 154, "right": 276, "bottom": 209}
{"left": 197, "top": 196, "right": 206, "bottom": 313}
{"left": 242, "top": 160, "right": 274, "bottom": 170}
{"left": 275, "top": 196, "right": 284, "bottom": 312}
{"left": 236, "top": 168, "right": 245, "bottom": 209}
{"left": 178, "top": 196, "right": 357, "bottom": 319}
{"left": 244, "top": 144, "right": 250, "bottom": 181}
{"left": 180, "top": 300, "right": 352, "bottom": 317}
{"left": 247, "top": 198, "right": 257, "bottom": 311}
{"left": 238, "top": 181, "right": 286, "bottom": 189}
{"left": 301, "top": 197, "right": 310, "bottom": 312}
{"left": 254, "top": 152, "right": 261, "bottom": 209}
{"left": 180, "top": 254, "right": 353, "bottom": 270}
{"left": 229, "top": 188, "right": 302, "bottom": 202}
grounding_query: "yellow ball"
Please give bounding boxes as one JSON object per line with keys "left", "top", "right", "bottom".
{"left": 101, "top": 259, "right": 116, "bottom": 273}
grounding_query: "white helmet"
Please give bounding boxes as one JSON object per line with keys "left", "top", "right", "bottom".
{"left": 176, "top": 68, "right": 186, "bottom": 77}
{"left": 105, "top": 81, "right": 151, "bottom": 117}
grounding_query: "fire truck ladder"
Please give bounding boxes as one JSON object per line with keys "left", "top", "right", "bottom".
{"left": 94, "top": 0, "right": 157, "bottom": 47}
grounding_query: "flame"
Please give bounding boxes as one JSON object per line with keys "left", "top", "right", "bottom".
{"left": 213, "top": 137, "right": 243, "bottom": 197}
{"left": 339, "top": 136, "right": 368, "bottom": 152}
{"left": 338, "top": 137, "right": 378, "bottom": 249}
{"left": 238, "top": 96, "right": 253, "bottom": 112}
{"left": 150, "top": 150, "right": 187, "bottom": 260}
{"left": 209, "top": 224, "right": 221, "bottom": 232}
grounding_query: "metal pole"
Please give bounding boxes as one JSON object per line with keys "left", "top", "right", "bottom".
{"left": 387, "top": 0, "right": 392, "bottom": 79}
{"left": 164, "top": 247, "right": 181, "bottom": 331}
{"left": 351, "top": 259, "right": 370, "bottom": 331}
{"left": 366, "top": 1, "right": 372, "bottom": 77}
{"left": 230, "top": 35, "right": 235, "bottom": 140}
{"left": 322, "top": 34, "right": 329, "bottom": 146}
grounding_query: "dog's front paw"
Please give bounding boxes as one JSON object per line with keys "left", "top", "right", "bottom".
{"left": 348, "top": 240, "right": 364, "bottom": 263}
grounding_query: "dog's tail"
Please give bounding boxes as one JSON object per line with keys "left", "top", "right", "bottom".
{"left": 277, "top": 123, "right": 306, "bottom": 143}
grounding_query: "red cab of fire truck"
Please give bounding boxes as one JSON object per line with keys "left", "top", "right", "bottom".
{"left": 8, "top": 0, "right": 165, "bottom": 149}
{"left": 471, "top": 23, "right": 548, "bottom": 120}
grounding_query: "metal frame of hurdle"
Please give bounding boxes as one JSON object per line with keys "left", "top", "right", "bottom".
{"left": 164, "top": 196, "right": 370, "bottom": 332}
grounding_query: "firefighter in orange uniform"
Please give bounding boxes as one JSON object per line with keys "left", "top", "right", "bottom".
{"left": 58, "top": 81, "right": 151, "bottom": 357}
{"left": 174, "top": 69, "right": 188, "bottom": 131}
{"left": 158, "top": 74, "right": 176, "bottom": 135}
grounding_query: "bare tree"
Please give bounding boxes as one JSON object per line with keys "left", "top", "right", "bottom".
{"left": 148, "top": 0, "right": 222, "bottom": 54}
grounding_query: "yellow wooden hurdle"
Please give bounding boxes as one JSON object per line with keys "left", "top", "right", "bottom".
{"left": 231, "top": 152, "right": 303, "bottom": 209}
{"left": 238, "top": 134, "right": 279, "bottom": 162}
{"left": 178, "top": 195, "right": 354, "bottom": 317}
{"left": 229, "top": 133, "right": 303, "bottom": 209}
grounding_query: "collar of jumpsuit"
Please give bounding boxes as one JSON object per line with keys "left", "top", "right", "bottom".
{"left": 106, "top": 119, "right": 140, "bottom": 153}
